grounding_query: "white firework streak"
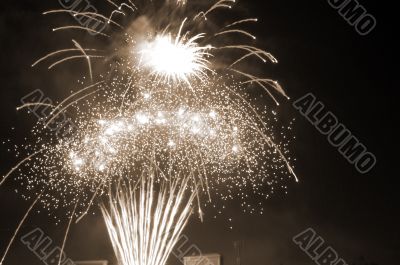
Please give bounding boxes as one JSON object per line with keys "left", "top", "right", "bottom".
{"left": 101, "top": 175, "right": 196, "bottom": 265}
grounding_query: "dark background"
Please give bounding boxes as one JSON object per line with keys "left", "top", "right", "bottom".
{"left": 0, "top": 0, "right": 397, "bottom": 265}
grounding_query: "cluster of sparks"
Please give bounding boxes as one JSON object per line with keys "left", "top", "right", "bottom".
{"left": 0, "top": 1, "right": 298, "bottom": 265}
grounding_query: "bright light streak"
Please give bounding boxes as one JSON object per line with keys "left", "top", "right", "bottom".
{"left": 101, "top": 176, "right": 195, "bottom": 265}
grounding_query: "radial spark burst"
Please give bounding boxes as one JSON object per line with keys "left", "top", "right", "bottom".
{"left": 138, "top": 21, "right": 212, "bottom": 83}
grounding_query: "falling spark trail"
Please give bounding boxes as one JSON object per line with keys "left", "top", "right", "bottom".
{"left": 223, "top": 85, "right": 298, "bottom": 182}
{"left": 224, "top": 18, "right": 258, "bottom": 28}
{"left": 0, "top": 190, "right": 44, "bottom": 265}
{"left": 215, "top": 29, "right": 256, "bottom": 40}
{"left": 75, "top": 182, "right": 104, "bottom": 224}
{"left": 117, "top": 3, "right": 136, "bottom": 12}
{"left": 45, "top": 88, "right": 102, "bottom": 127}
{"left": 230, "top": 69, "right": 280, "bottom": 105}
{"left": 218, "top": 45, "right": 277, "bottom": 63}
{"left": 0, "top": 150, "right": 43, "bottom": 187}
{"left": 58, "top": 201, "right": 78, "bottom": 265}
{"left": 48, "top": 55, "right": 104, "bottom": 70}
{"left": 229, "top": 52, "right": 265, "bottom": 68}
{"left": 17, "top": 102, "right": 55, "bottom": 111}
{"left": 194, "top": 0, "right": 235, "bottom": 20}
{"left": 72, "top": 40, "right": 93, "bottom": 81}
{"left": 231, "top": 68, "right": 289, "bottom": 102}
{"left": 109, "top": 10, "right": 126, "bottom": 23}
{"left": 52, "top": 26, "right": 111, "bottom": 37}
{"left": 50, "top": 81, "right": 104, "bottom": 116}
{"left": 31, "top": 48, "right": 100, "bottom": 67}
{"left": 106, "top": 0, "right": 121, "bottom": 9}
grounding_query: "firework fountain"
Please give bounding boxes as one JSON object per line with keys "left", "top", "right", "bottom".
{"left": 101, "top": 175, "right": 196, "bottom": 265}
{"left": 1, "top": 1, "right": 298, "bottom": 265}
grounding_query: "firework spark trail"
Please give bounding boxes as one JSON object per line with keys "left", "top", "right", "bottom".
{"left": 106, "top": 0, "right": 138, "bottom": 22}
{"left": 75, "top": 182, "right": 105, "bottom": 224}
{"left": 109, "top": 10, "right": 126, "bottom": 23}
{"left": 50, "top": 81, "right": 105, "bottom": 115}
{"left": 218, "top": 45, "right": 278, "bottom": 64}
{"left": 52, "top": 26, "right": 111, "bottom": 37}
{"left": 0, "top": 190, "right": 45, "bottom": 265}
{"left": 58, "top": 201, "right": 78, "bottom": 265}
{"left": 72, "top": 39, "right": 94, "bottom": 81}
{"left": 101, "top": 175, "right": 196, "bottom": 265}
{"left": 0, "top": 150, "right": 44, "bottom": 187}
{"left": 215, "top": 29, "right": 256, "bottom": 40}
{"left": 230, "top": 68, "right": 288, "bottom": 104}
{"left": 48, "top": 55, "right": 105, "bottom": 70}
{"left": 224, "top": 18, "right": 258, "bottom": 28}
{"left": 222, "top": 85, "right": 298, "bottom": 182}
{"left": 45, "top": 81, "right": 105, "bottom": 127}
{"left": 194, "top": 0, "right": 235, "bottom": 21}
{"left": 31, "top": 48, "right": 101, "bottom": 68}
{"left": 43, "top": 10, "right": 123, "bottom": 29}
{"left": 17, "top": 102, "right": 56, "bottom": 111}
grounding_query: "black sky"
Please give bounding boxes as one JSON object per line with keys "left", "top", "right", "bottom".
{"left": 0, "top": 0, "right": 398, "bottom": 265}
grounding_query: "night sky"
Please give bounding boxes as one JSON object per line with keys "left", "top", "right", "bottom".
{"left": 0, "top": 0, "right": 397, "bottom": 265}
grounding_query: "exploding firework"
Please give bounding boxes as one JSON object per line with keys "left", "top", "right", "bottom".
{"left": 1, "top": 0, "right": 298, "bottom": 264}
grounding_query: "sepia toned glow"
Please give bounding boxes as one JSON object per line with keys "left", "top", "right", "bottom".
{"left": 1, "top": 1, "right": 299, "bottom": 265}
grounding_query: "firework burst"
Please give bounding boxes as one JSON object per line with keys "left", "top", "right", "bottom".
{"left": 1, "top": 0, "right": 298, "bottom": 264}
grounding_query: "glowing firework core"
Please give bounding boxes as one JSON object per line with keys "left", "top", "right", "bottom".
{"left": 139, "top": 33, "right": 211, "bottom": 83}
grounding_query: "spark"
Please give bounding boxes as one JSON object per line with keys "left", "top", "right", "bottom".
{"left": 224, "top": 18, "right": 259, "bottom": 28}
{"left": 48, "top": 55, "right": 104, "bottom": 70}
{"left": 72, "top": 39, "right": 93, "bottom": 81}
{"left": 52, "top": 26, "right": 111, "bottom": 38}
{"left": 194, "top": 0, "right": 236, "bottom": 20}
{"left": 17, "top": 102, "right": 55, "bottom": 111}
{"left": 215, "top": 29, "right": 257, "bottom": 40}
{"left": 31, "top": 48, "right": 100, "bottom": 67}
